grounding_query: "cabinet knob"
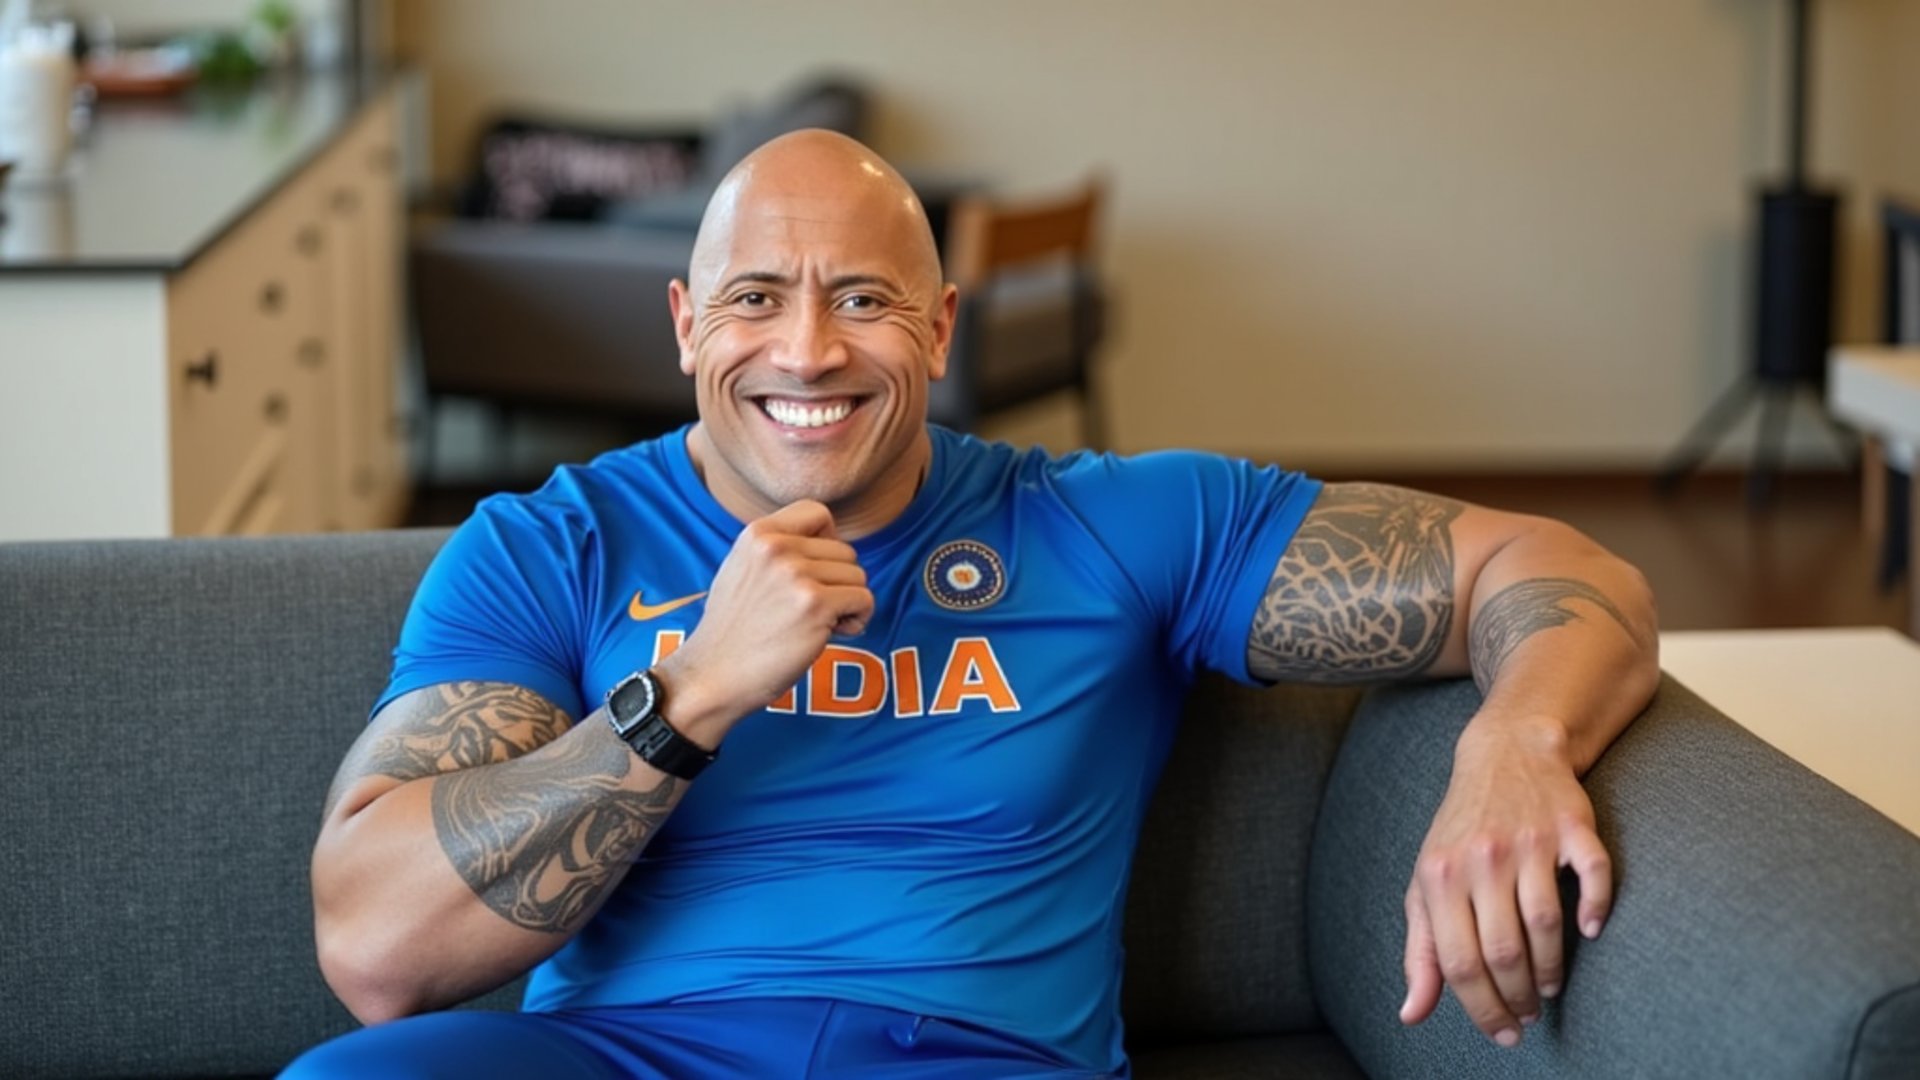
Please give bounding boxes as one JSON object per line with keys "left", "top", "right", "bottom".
{"left": 298, "top": 339, "right": 326, "bottom": 368}
{"left": 183, "top": 352, "right": 219, "bottom": 387}
{"left": 260, "top": 281, "right": 285, "bottom": 314}
{"left": 264, "top": 394, "right": 289, "bottom": 425}
{"left": 297, "top": 227, "right": 322, "bottom": 257}
{"left": 370, "top": 145, "right": 398, "bottom": 173}
{"left": 332, "top": 187, "right": 359, "bottom": 214}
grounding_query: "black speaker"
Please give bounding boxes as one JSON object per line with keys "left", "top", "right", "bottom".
{"left": 1655, "top": 0, "right": 1863, "bottom": 506}
{"left": 1754, "top": 185, "right": 1840, "bottom": 384}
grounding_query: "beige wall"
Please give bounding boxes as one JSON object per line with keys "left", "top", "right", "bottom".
{"left": 81, "top": 0, "right": 342, "bottom": 40}
{"left": 397, "top": 0, "right": 1920, "bottom": 470}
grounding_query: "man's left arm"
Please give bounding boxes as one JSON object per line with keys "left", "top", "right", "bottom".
{"left": 1246, "top": 481, "right": 1660, "bottom": 1048}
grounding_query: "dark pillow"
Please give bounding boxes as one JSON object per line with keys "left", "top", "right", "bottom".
{"left": 459, "top": 118, "right": 700, "bottom": 223}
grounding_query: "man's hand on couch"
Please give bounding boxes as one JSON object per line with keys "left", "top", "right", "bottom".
{"left": 1397, "top": 711, "right": 1616, "bottom": 1047}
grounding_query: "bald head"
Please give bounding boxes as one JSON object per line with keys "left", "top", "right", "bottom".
{"left": 686, "top": 129, "right": 944, "bottom": 304}
{"left": 666, "top": 129, "right": 960, "bottom": 536}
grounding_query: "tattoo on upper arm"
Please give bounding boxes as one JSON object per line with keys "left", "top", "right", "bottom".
{"left": 1468, "top": 577, "right": 1638, "bottom": 693}
{"left": 322, "top": 682, "right": 569, "bottom": 820}
{"left": 1248, "top": 484, "right": 1465, "bottom": 683}
{"left": 430, "top": 732, "right": 681, "bottom": 933}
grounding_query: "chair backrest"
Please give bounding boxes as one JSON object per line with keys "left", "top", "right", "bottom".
{"left": 946, "top": 177, "right": 1105, "bottom": 292}
{"left": 1884, "top": 198, "right": 1920, "bottom": 345}
{"left": 934, "top": 178, "right": 1108, "bottom": 442}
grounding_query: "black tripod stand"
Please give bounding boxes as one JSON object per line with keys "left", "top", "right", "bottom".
{"left": 1657, "top": 0, "right": 1856, "bottom": 508}
{"left": 1655, "top": 355, "right": 1857, "bottom": 507}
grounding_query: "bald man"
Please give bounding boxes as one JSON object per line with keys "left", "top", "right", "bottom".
{"left": 293, "top": 131, "right": 1658, "bottom": 1078}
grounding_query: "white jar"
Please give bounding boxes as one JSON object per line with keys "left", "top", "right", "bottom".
{"left": 0, "top": 21, "right": 76, "bottom": 180}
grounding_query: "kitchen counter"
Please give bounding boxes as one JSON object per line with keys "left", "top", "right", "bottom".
{"left": 0, "top": 67, "right": 402, "bottom": 273}
{"left": 0, "top": 68, "right": 414, "bottom": 541}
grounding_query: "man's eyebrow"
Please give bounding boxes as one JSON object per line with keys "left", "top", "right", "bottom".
{"left": 714, "top": 271, "right": 906, "bottom": 293}
{"left": 826, "top": 274, "right": 904, "bottom": 293}
{"left": 715, "top": 270, "right": 794, "bottom": 292}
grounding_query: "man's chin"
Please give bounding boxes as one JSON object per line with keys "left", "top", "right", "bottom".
{"left": 743, "top": 466, "right": 861, "bottom": 513}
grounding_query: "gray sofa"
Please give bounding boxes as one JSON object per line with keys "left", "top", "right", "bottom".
{"left": 2, "top": 530, "right": 1917, "bottom": 1079}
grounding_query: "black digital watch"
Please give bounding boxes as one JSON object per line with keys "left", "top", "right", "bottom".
{"left": 604, "top": 669, "right": 716, "bottom": 781}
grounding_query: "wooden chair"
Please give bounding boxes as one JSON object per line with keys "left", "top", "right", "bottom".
{"left": 935, "top": 177, "right": 1108, "bottom": 448}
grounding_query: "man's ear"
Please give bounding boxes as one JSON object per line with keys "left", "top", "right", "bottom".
{"left": 668, "top": 279, "right": 697, "bottom": 375}
{"left": 927, "top": 283, "right": 959, "bottom": 382}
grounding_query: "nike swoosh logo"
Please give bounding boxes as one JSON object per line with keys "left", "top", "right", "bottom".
{"left": 628, "top": 590, "right": 707, "bottom": 621}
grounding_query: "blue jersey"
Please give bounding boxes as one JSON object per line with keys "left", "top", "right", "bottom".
{"left": 376, "top": 426, "right": 1322, "bottom": 1072}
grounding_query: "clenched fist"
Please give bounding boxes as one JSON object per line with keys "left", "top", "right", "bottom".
{"left": 652, "top": 500, "right": 874, "bottom": 746}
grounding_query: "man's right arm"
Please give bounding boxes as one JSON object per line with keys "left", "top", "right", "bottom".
{"left": 311, "top": 680, "right": 689, "bottom": 1023}
{"left": 311, "top": 499, "right": 873, "bottom": 1024}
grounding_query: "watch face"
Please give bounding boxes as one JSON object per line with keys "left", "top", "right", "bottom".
{"left": 608, "top": 672, "right": 659, "bottom": 735}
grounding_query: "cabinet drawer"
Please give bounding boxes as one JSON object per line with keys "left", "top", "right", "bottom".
{"left": 166, "top": 185, "right": 299, "bottom": 534}
{"left": 212, "top": 426, "right": 292, "bottom": 536}
{"left": 162, "top": 84, "right": 406, "bottom": 537}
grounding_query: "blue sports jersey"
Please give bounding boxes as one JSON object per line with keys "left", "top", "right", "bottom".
{"left": 375, "top": 425, "right": 1322, "bottom": 1072}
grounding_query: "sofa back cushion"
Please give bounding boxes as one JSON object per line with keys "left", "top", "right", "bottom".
{"left": 0, "top": 529, "right": 1355, "bottom": 1075}
{"left": 1121, "top": 676, "right": 1362, "bottom": 1048}
{"left": 0, "top": 529, "right": 499, "bottom": 1079}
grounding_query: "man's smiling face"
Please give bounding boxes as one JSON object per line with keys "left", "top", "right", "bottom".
{"left": 671, "top": 132, "right": 957, "bottom": 538}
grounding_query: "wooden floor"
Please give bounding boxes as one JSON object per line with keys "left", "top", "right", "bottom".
{"left": 1349, "top": 469, "right": 1909, "bottom": 634}
{"left": 409, "top": 467, "right": 1911, "bottom": 636}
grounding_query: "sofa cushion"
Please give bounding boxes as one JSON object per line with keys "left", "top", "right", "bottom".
{"left": 1120, "top": 676, "right": 1363, "bottom": 1045}
{"left": 0, "top": 530, "right": 519, "bottom": 1079}
{"left": 1306, "top": 677, "right": 1920, "bottom": 1080}
{"left": 1129, "top": 1031, "right": 1365, "bottom": 1079}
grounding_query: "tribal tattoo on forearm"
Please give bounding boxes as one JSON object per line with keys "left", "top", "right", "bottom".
{"left": 1249, "top": 483, "right": 1465, "bottom": 683}
{"left": 1467, "top": 577, "right": 1638, "bottom": 694}
{"left": 323, "top": 680, "right": 684, "bottom": 934}
{"left": 430, "top": 732, "right": 680, "bottom": 933}
{"left": 322, "top": 682, "right": 569, "bottom": 820}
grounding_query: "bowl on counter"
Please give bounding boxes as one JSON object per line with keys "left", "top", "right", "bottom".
{"left": 81, "top": 48, "right": 197, "bottom": 98}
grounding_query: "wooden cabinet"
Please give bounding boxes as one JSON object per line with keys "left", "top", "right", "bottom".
{"left": 163, "top": 92, "right": 407, "bottom": 536}
{"left": 0, "top": 74, "right": 417, "bottom": 542}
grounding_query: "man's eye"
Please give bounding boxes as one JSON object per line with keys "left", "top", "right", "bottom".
{"left": 839, "top": 294, "right": 879, "bottom": 312}
{"left": 738, "top": 292, "right": 771, "bottom": 307}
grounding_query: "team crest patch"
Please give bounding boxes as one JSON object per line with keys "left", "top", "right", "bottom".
{"left": 924, "top": 540, "right": 1007, "bottom": 611}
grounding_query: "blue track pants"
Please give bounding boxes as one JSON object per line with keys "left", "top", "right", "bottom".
{"left": 280, "top": 997, "right": 1120, "bottom": 1079}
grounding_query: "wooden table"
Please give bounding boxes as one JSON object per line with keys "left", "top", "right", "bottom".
{"left": 1828, "top": 345, "right": 1920, "bottom": 635}
{"left": 1661, "top": 627, "right": 1920, "bottom": 837}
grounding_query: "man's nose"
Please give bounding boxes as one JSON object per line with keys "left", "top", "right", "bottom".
{"left": 769, "top": 304, "right": 850, "bottom": 380}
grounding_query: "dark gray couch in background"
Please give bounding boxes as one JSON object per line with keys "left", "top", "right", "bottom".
{"left": 2, "top": 530, "right": 1917, "bottom": 1078}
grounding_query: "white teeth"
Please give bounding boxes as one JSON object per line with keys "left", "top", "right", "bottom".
{"left": 763, "top": 399, "right": 854, "bottom": 428}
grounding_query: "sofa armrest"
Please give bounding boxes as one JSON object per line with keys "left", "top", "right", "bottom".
{"left": 1306, "top": 676, "right": 1920, "bottom": 1079}
{"left": 409, "top": 219, "right": 699, "bottom": 419}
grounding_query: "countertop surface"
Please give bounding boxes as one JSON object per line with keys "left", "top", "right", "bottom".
{"left": 1661, "top": 626, "right": 1920, "bottom": 836}
{"left": 0, "top": 69, "right": 392, "bottom": 274}
{"left": 1831, "top": 345, "right": 1920, "bottom": 438}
